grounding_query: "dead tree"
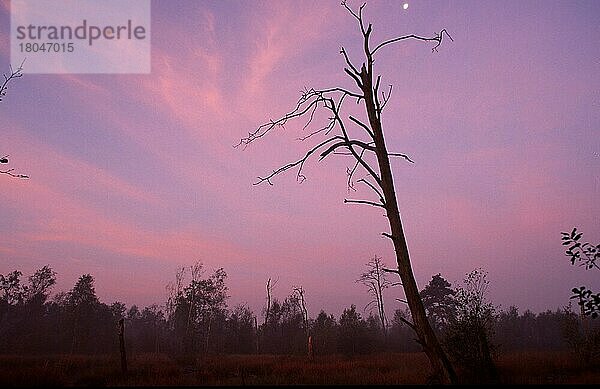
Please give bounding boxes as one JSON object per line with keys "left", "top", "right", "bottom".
{"left": 357, "top": 255, "right": 391, "bottom": 338}
{"left": 292, "top": 286, "right": 309, "bottom": 332}
{"left": 292, "top": 286, "right": 310, "bottom": 354}
{"left": 1, "top": 61, "right": 29, "bottom": 180}
{"left": 263, "top": 277, "right": 276, "bottom": 326}
{"left": 260, "top": 277, "right": 277, "bottom": 353}
{"left": 237, "top": 1, "right": 456, "bottom": 383}
{"left": 254, "top": 316, "right": 259, "bottom": 354}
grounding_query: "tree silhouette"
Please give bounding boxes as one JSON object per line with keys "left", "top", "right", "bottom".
{"left": 444, "top": 269, "right": 498, "bottom": 382}
{"left": 292, "top": 285, "right": 310, "bottom": 352}
{"left": 0, "top": 270, "right": 26, "bottom": 305}
{"left": 338, "top": 304, "right": 369, "bottom": 355}
{"left": 420, "top": 273, "right": 457, "bottom": 333}
{"left": 25, "top": 265, "right": 56, "bottom": 305}
{"left": 238, "top": 1, "right": 455, "bottom": 382}
{"left": 561, "top": 228, "right": 599, "bottom": 318}
{"left": 166, "top": 263, "right": 229, "bottom": 354}
{"left": 67, "top": 274, "right": 103, "bottom": 353}
{"left": 225, "top": 304, "right": 256, "bottom": 354}
{"left": 357, "top": 255, "right": 391, "bottom": 337}
{"left": 311, "top": 310, "right": 338, "bottom": 355}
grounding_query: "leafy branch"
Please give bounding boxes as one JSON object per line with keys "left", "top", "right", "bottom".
{"left": 562, "top": 227, "right": 599, "bottom": 318}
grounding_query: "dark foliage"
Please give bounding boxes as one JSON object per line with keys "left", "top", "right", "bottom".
{"left": 420, "top": 273, "right": 457, "bottom": 333}
{"left": 441, "top": 269, "right": 498, "bottom": 382}
{"left": 1, "top": 264, "right": 597, "bottom": 374}
{"left": 561, "top": 228, "right": 599, "bottom": 318}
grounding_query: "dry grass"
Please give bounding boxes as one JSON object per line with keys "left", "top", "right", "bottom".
{"left": 496, "top": 350, "right": 600, "bottom": 385}
{"left": 0, "top": 351, "right": 597, "bottom": 386}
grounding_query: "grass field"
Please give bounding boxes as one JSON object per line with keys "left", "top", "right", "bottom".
{"left": 0, "top": 351, "right": 598, "bottom": 386}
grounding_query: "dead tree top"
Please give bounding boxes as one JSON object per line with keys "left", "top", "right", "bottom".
{"left": 236, "top": 1, "right": 451, "bottom": 209}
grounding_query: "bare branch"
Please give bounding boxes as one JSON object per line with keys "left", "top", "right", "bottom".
{"left": 348, "top": 115, "right": 374, "bottom": 139}
{"left": 0, "top": 59, "right": 25, "bottom": 102}
{"left": 329, "top": 97, "right": 382, "bottom": 186}
{"left": 344, "top": 67, "right": 363, "bottom": 89}
{"left": 296, "top": 119, "right": 336, "bottom": 142}
{"left": 340, "top": 47, "right": 360, "bottom": 78}
{"left": 343, "top": 198, "right": 385, "bottom": 208}
{"left": 341, "top": 0, "right": 360, "bottom": 22}
{"left": 1, "top": 61, "right": 29, "bottom": 180}
{"left": 0, "top": 168, "right": 29, "bottom": 179}
{"left": 357, "top": 178, "right": 384, "bottom": 201}
{"left": 382, "top": 232, "right": 395, "bottom": 240}
{"left": 236, "top": 88, "right": 324, "bottom": 148}
{"left": 373, "top": 75, "right": 382, "bottom": 108}
{"left": 388, "top": 152, "right": 415, "bottom": 163}
{"left": 240, "top": 86, "right": 383, "bottom": 187}
{"left": 254, "top": 136, "right": 343, "bottom": 185}
{"left": 397, "top": 314, "right": 416, "bottom": 331}
{"left": 372, "top": 29, "right": 453, "bottom": 56}
{"left": 0, "top": 155, "right": 29, "bottom": 179}
{"left": 320, "top": 86, "right": 363, "bottom": 100}
{"left": 302, "top": 100, "right": 319, "bottom": 132}
{"left": 319, "top": 139, "right": 375, "bottom": 160}
{"left": 380, "top": 84, "right": 393, "bottom": 111}
{"left": 346, "top": 148, "right": 366, "bottom": 190}
{"left": 341, "top": 1, "right": 367, "bottom": 35}
{"left": 364, "top": 299, "right": 378, "bottom": 312}
{"left": 382, "top": 267, "right": 400, "bottom": 274}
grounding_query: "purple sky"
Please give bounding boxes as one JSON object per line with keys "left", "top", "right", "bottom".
{"left": 1, "top": 0, "right": 598, "bottom": 319}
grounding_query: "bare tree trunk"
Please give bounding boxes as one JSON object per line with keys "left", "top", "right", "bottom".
{"left": 360, "top": 68, "right": 457, "bottom": 384}
{"left": 118, "top": 318, "right": 128, "bottom": 375}
{"left": 264, "top": 278, "right": 272, "bottom": 326}
{"left": 254, "top": 316, "right": 259, "bottom": 354}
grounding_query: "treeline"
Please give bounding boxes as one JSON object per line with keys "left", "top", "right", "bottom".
{"left": 0, "top": 264, "right": 596, "bottom": 360}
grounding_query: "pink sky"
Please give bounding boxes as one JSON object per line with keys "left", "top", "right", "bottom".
{"left": 1, "top": 0, "right": 598, "bottom": 318}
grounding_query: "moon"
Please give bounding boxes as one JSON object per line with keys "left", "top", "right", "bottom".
{"left": 403, "top": 3, "right": 409, "bottom": 10}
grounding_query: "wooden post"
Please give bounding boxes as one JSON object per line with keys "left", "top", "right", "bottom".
{"left": 118, "top": 318, "right": 128, "bottom": 374}
{"left": 254, "top": 316, "right": 259, "bottom": 354}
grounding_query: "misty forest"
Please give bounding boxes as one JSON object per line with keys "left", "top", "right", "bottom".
{"left": 1, "top": 0, "right": 599, "bottom": 386}
{"left": 1, "top": 255, "right": 599, "bottom": 386}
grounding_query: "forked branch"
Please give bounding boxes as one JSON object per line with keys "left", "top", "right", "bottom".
{"left": 372, "top": 29, "right": 454, "bottom": 55}
{"left": 0, "top": 59, "right": 25, "bottom": 102}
